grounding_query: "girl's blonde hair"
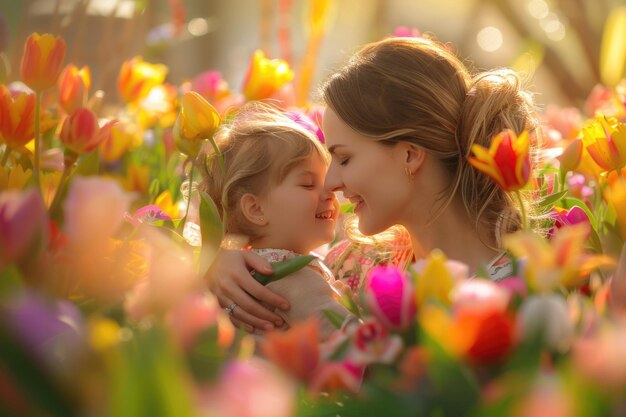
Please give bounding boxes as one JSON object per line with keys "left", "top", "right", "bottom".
{"left": 198, "top": 103, "right": 329, "bottom": 241}
{"left": 322, "top": 37, "right": 540, "bottom": 247}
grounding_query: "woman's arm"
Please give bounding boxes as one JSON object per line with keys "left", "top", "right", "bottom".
{"left": 205, "top": 248, "right": 291, "bottom": 331}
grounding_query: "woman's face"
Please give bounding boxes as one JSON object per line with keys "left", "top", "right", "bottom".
{"left": 323, "top": 108, "right": 413, "bottom": 235}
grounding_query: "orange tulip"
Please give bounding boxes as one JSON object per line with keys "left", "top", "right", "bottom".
{"left": 468, "top": 129, "right": 531, "bottom": 191}
{"left": 582, "top": 115, "right": 626, "bottom": 172}
{"left": 117, "top": 56, "right": 167, "bottom": 103}
{"left": 20, "top": 33, "right": 66, "bottom": 92}
{"left": 59, "top": 107, "right": 100, "bottom": 155}
{"left": 57, "top": 64, "right": 91, "bottom": 113}
{"left": 242, "top": 50, "right": 293, "bottom": 101}
{"left": 260, "top": 318, "right": 320, "bottom": 381}
{"left": 0, "top": 85, "right": 35, "bottom": 149}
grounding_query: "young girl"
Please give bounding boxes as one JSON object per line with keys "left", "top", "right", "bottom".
{"left": 199, "top": 104, "right": 354, "bottom": 340}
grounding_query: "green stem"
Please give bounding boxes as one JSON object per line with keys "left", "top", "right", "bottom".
{"left": 33, "top": 91, "right": 41, "bottom": 187}
{"left": 183, "top": 163, "right": 194, "bottom": 223}
{"left": 208, "top": 137, "right": 224, "bottom": 174}
{"left": 515, "top": 190, "right": 528, "bottom": 230}
{"left": 1, "top": 147, "right": 10, "bottom": 167}
{"left": 49, "top": 157, "right": 74, "bottom": 215}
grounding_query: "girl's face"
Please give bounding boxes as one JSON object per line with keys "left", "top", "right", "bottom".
{"left": 323, "top": 108, "right": 413, "bottom": 236}
{"left": 260, "top": 151, "right": 339, "bottom": 254}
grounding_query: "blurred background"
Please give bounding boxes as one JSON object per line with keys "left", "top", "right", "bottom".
{"left": 0, "top": 0, "right": 624, "bottom": 110}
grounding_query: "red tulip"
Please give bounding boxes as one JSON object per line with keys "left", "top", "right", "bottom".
{"left": 59, "top": 107, "right": 100, "bottom": 155}
{"left": 469, "top": 129, "right": 531, "bottom": 191}
{"left": 20, "top": 33, "right": 66, "bottom": 92}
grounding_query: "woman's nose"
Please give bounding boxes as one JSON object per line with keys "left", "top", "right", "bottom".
{"left": 324, "top": 164, "right": 343, "bottom": 193}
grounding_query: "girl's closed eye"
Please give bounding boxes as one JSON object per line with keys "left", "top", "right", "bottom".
{"left": 339, "top": 157, "right": 350, "bottom": 166}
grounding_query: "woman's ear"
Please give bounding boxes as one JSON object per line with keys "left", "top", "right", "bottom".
{"left": 397, "top": 142, "right": 426, "bottom": 176}
{"left": 240, "top": 193, "right": 268, "bottom": 226}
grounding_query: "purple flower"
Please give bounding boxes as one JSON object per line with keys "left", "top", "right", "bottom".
{"left": 286, "top": 111, "right": 325, "bottom": 144}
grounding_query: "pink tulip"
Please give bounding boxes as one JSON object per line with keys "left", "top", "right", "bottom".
{"left": 63, "top": 177, "right": 133, "bottom": 245}
{"left": 364, "top": 265, "right": 416, "bottom": 331}
{"left": 0, "top": 188, "right": 47, "bottom": 269}
{"left": 200, "top": 358, "right": 295, "bottom": 417}
{"left": 286, "top": 110, "right": 324, "bottom": 143}
{"left": 450, "top": 279, "right": 511, "bottom": 314}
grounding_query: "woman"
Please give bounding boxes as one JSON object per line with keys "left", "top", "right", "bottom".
{"left": 207, "top": 36, "right": 539, "bottom": 332}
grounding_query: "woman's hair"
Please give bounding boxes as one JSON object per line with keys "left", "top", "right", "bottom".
{"left": 198, "top": 103, "right": 329, "bottom": 241}
{"left": 322, "top": 36, "right": 540, "bottom": 247}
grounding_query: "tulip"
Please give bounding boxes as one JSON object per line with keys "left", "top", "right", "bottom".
{"left": 117, "top": 56, "right": 167, "bottom": 103}
{"left": 412, "top": 249, "right": 468, "bottom": 306}
{"left": 308, "top": 361, "right": 362, "bottom": 396}
{"left": 456, "top": 307, "right": 515, "bottom": 365}
{"left": 450, "top": 279, "right": 511, "bottom": 314}
{"left": 174, "top": 91, "right": 221, "bottom": 158}
{"left": 582, "top": 115, "right": 626, "bottom": 172}
{"left": 59, "top": 107, "right": 100, "bottom": 156}
{"left": 0, "top": 188, "right": 48, "bottom": 270}
{"left": 57, "top": 64, "right": 90, "bottom": 113}
{"left": 242, "top": 50, "right": 293, "bottom": 101}
{"left": 551, "top": 206, "right": 590, "bottom": 234}
{"left": 468, "top": 129, "right": 531, "bottom": 191}
{"left": 504, "top": 224, "right": 615, "bottom": 291}
{"left": 0, "top": 85, "right": 35, "bottom": 150}
{"left": 190, "top": 70, "right": 230, "bottom": 103}
{"left": 517, "top": 294, "right": 573, "bottom": 352}
{"left": 63, "top": 176, "right": 133, "bottom": 246}
{"left": 204, "top": 358, "right": 295, "bottom": 417}
{"left": 364, "top": 265, "right": 416, "bottom": 331}
{"left": 98, "top": 120, "right": 137, "bottom": 163}
{"left": 348, "top": 318, "right": 404, "bottom": 365}
{"left": 260, "top": 318, "right": 320, "bottom": 381}
{"left": 0, "top": 165, "right": 31, "bottom": 190}
{"left": 557, "top": 138, "right": 582, "bottom": 174}
{"left": 20, "top": 33, "right": 66, "bottom": 92}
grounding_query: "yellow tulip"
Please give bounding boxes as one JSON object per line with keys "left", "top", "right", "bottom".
{"left": 0, "top": 165, "right": 31, "bottom": 190}
{"left": 242, "top": 50, "right": 293, "bottom": 101}
{"left": 155, "top": 190, "right": 180, "bottom": 219}
{"left": 504, "top": 224, "right": 615, "bottom": 292}
{"left": 582, "top": 115, "right": 626, "bottom": 173}
{"left": 413, "top": 249, "right": 460, "bottom": 306}
{"left": 117, "top": 56, "right": 167, "bottom": 103}
{"left": 20, "top": 33, "right": 66, "bottom": 92}
{"left": 0, "top": 85, "right": 35, "bottom": 149}
{"left": 174, "top": 91, "right": 220, "bottom": 157}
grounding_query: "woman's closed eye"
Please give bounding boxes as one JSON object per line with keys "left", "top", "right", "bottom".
{"left": 339, "top": 157, "right": 350, "bottom": 166}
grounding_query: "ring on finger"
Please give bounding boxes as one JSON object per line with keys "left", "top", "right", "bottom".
{"left": 224, "top": 302, "right": 238, "bottom": 315}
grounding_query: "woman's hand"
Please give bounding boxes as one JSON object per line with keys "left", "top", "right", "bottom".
{"left": 205, "top": 248, "right": 291, "bottom": 332}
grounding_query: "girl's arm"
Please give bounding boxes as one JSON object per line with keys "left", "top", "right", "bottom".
{"left": 206, "top": 248, "right": 291, "bottom": 331}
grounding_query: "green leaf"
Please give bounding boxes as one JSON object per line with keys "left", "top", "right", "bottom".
{"left": 600, "top": 6, "right": 626, "bottom": 86}
{"left": 322, "top": 309, "right": 345, "bottom": 329}
{"left": 198, "top": 191, "right": 224, "bottom": 277}
{"left": 253, "top": 255, "right": 316, "bottom": 285}
{"left": 535, "top": 189, "right": 568, "bottom": 211}
{"left": 340, "top": 202, "right": 355, "bottom": 214}
{"left": 0, "top": 264, "right": 23, "bottom": 300}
